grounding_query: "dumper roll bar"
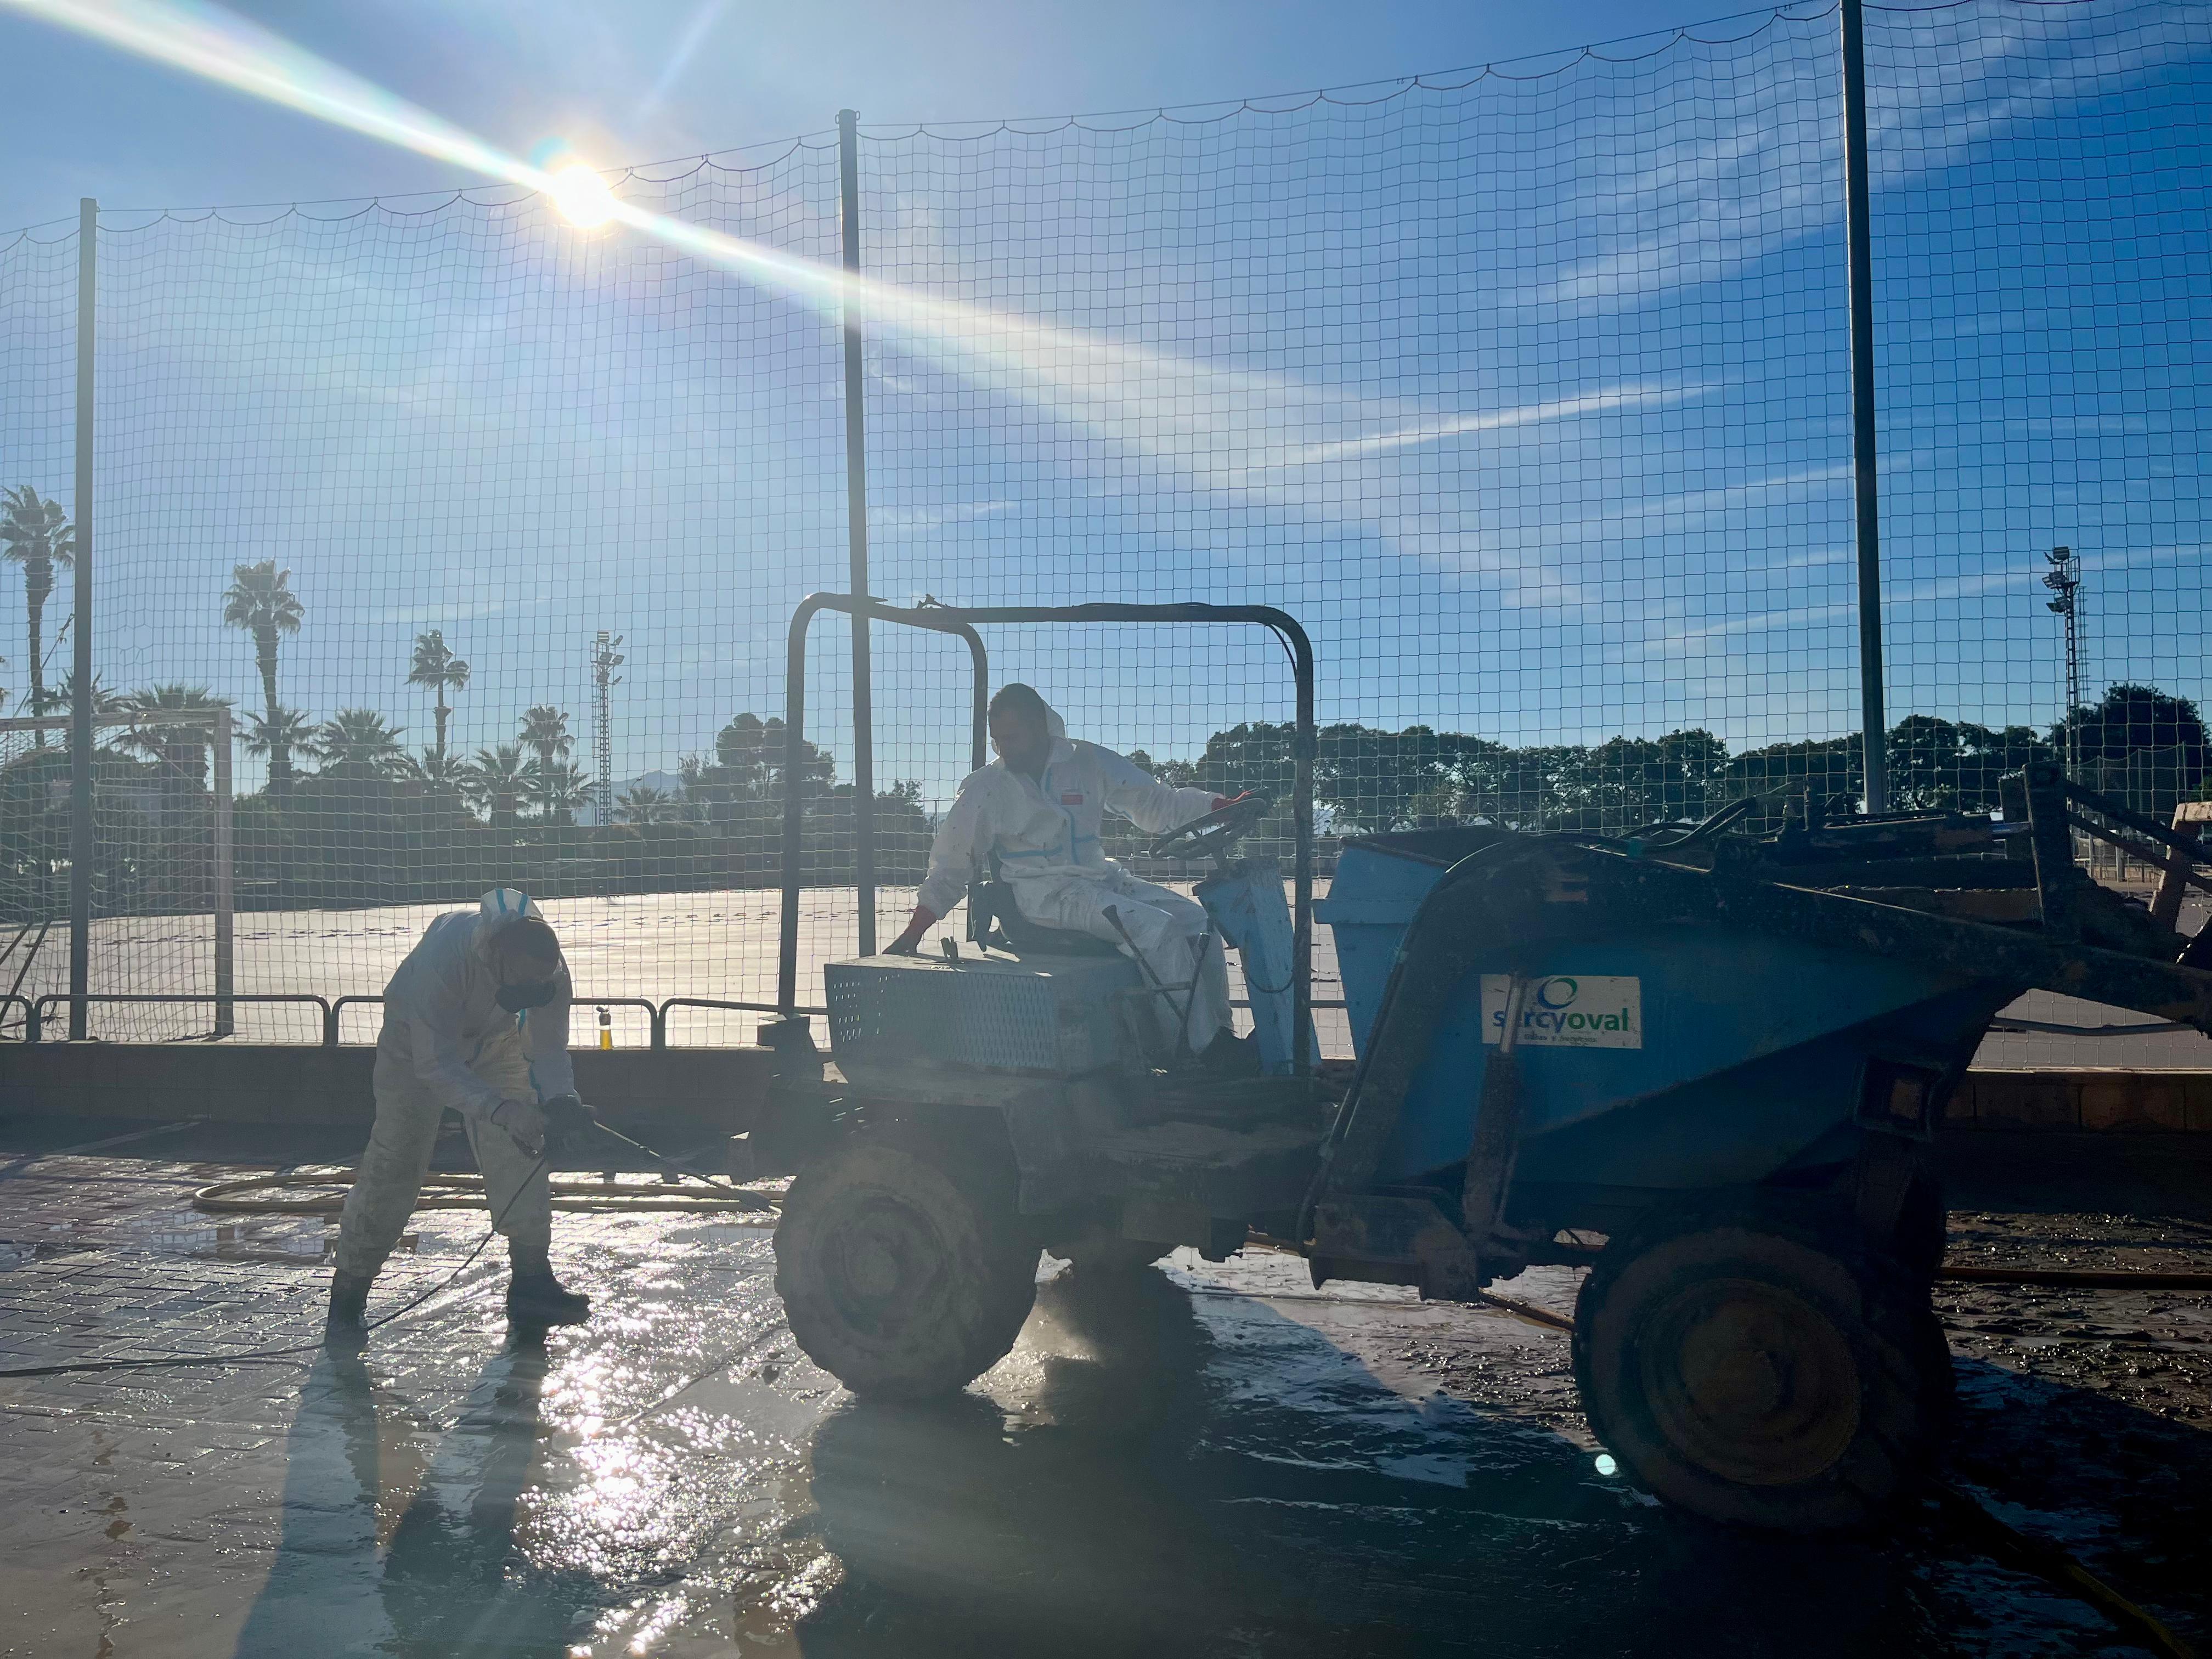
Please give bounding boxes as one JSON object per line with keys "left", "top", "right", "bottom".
{"left": 777, "top": 595, "right": 1317, "bottom": 1075}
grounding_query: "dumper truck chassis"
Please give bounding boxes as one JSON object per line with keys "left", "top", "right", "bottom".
{"left": 751, "top": 596, "right": 2212, "bottom": 1532}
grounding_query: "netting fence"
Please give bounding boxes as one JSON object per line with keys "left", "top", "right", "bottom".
{"left": 1, "top": 0, "right": 2208, "bottom": 1048}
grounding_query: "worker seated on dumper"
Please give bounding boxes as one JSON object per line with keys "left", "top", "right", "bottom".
{"left": 326, "top": 888, "right": 596, "bottom": 1345}
{"left": 889, "top": 681, "right": 1259, "bottom": 1074}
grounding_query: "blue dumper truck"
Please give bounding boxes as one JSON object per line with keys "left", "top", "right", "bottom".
{"left": 752, "top": 597, "right": 2212, "bottom": 1532}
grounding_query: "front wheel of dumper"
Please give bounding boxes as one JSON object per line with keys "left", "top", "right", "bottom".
{"left": 1573, "top": 1201, "right": 1953, "bottom": 1533}
{"left": 775, "top": 1124, "right": 1039, "bottom": 1401}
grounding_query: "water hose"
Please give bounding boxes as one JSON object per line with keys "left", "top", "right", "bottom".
{"left": 192, "top": 1169, "right": 779, "bottom": 1218}
{"left": 1932, "top": 1486, "right": 2200, "bottom": 1659}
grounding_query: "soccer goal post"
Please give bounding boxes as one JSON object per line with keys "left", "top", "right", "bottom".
{"left": 0, "top": 708, "right": 234, "bottom": 1039}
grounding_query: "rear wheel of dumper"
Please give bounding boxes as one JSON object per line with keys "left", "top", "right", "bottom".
{"left": 1573, "top": 1198, "right": 1953, "bottom": 1533}
{"left": 775, "top": 1121, "right": 1038, "bottom": 1401}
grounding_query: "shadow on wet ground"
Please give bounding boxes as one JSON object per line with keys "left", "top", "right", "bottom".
{"left": 793, "top": 1271, "right": 1965, "bottom": 1659}
{"left": 235, "top": 1330, "right": 600, "bottom": 1659}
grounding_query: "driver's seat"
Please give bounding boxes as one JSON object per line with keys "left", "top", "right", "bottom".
{"left": 966, "top": 854, "right": 1122, "bottom": 958}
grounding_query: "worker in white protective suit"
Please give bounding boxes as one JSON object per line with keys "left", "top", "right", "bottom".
{"left": 889, "top": 682, "right": 1260, "bottom": 1073}
{"left": 327, "top": 889, "right": 596, "bottom": 1345}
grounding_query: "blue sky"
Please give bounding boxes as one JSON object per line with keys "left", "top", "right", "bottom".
{"left": 1, "top": 0, "right": 2207, "bottom": 805}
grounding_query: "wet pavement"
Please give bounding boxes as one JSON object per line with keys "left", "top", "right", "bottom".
{"left": 3, "top": 1120, "right": 2210, "bottom": 1657}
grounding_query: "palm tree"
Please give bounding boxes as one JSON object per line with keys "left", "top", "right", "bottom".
{"left": 244, "top": 706, "right": 315, "bottom": 795}
{"left": 617, "top": 783, "right": 679, "bottom": 826}
{"left": 119, "top": 684, "right": 232, "bottom": 804}
{"left": 1, "top": 487, "right": 74, "bottom": 747}
{"left": 466, "top": 743, "right": 529, "bottom": 829}
{"left": 312, "top": 709, "right": 408, "bottom": 776}
{"left": 518, "top": 705, "right": 573, "bottom": 823}
{"left": 410, "top": 744, "right": 471, "bottom": 791}
{"left": 50, "top": 670, "right": 123, "bottom": 718}
{"left": 408, "top": 631, "right": 470, "bottom": 753}
{"left": 221, "top": 561, "right": 304, "bottom": 791}
{"left": 527, "top": 758, "right": 592, "bottom": 825}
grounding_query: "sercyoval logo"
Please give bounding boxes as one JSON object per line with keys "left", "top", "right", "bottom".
{"left": 1479, "top": 974, "right": 1642, "bottom": 1049}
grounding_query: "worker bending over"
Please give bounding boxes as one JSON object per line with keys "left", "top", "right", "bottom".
{"left": 328, "top": 889, "right": 595, "bottom": 1344}
{"left": 891, "top": 682, "right": 1256, "bottom": 1071}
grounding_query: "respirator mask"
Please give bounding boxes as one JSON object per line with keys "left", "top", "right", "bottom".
{"left": 496, "top": 977, "right": 559, "bottom": 1013}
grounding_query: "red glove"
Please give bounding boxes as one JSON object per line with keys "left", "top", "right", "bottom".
{"left": 1212, "top": 791, "right": 1256, "bottom": 811}
{"left": 887, "top": 904, "right": 938, "bottom": 955}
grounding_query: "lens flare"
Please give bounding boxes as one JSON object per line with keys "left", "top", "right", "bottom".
{"left": 3, "top": 0, "right": 1652, "bottom": 570}
{"left": 547, "top": 162, "right": 618, "bottom": 229}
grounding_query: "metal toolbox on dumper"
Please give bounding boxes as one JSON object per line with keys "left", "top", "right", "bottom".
{"left": 824, "top": 951, "right": 1143, "bottom": 1087}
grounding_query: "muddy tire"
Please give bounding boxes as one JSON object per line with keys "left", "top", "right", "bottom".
{"left": 1573, "top": 1195, "right": 1953, "bottom": 1533}
{"left": 775, "top": 1122, "right": 1038, "bottom": 1401}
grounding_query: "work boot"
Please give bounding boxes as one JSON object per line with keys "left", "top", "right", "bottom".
{"left": 325, "top": 1269, "right": 373, "bottom": 1348}
{"left": 506, "top": 1271, "right": 591, "bottom": 1325}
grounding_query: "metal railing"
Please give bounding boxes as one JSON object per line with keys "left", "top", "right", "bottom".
{"left": 1, "top": 988, "right": 1331, "bottom": 1045}
{"left": 0, "top": 994, "right": 40, "bottom": 1044}
{"left": 2, "top": 990, "right": 797, "bottom": 1050}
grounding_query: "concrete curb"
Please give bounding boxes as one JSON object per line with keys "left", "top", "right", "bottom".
{"left": 0, "top": 1042, "right": 775, "bottom": 1131}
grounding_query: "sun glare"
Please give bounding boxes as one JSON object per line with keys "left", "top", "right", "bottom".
{"left": 548, "top": 161, "right": 618, "bottom": 229}
{"left": 3, "top": 0, "right": 1422, "bottom": 486}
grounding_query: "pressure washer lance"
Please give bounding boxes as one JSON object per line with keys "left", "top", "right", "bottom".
{"left": 0, "top": 1113, "right": 775, "bottom": 1380}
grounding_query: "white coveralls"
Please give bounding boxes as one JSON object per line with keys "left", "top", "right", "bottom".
{"left": 916, "top": 701, "right": 1230, "bottom": 1049}
{"left": 334, "top": 898, "right": 577, "bottom": 1279}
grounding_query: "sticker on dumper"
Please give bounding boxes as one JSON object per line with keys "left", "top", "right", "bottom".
{"left": 1480, "top": 975, "right": 1641, "bottom": 1049}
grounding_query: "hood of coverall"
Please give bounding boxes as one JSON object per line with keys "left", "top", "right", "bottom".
{"left": 989, "top": 693, "right": 1069, "bottom": 778}
{"left": 472, "top": 887, "right": 551, "bottom": 963}
{"left": 1017, "top": 698, "right": 1068, "bottom": 757}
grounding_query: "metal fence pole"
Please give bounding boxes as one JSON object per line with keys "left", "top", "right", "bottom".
{"left": 837, "top": 109, "right": 878, "bottom": 955}
{"left": 1842, "top": 0, "right": 1889, "bottom": 815}
{"left": 212, "top": 707, "right": 234, "bottom": 1037}
{"left": 68, "top": 198, "right": 95, "bottom": 1040}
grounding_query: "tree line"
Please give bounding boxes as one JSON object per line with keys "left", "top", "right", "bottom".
{"left": 4, "top": 485, "right": 2205, "bottom": 913}
{"left": 1131, "top": 683, "right": 2206, "bottom": 841}
{"left": 1132, "top": 685, "right": 2203, "bottom": 845}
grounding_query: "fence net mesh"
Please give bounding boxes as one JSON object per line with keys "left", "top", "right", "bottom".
{"left": 0, "top": 0, "right": 2207, "bottom": 1053}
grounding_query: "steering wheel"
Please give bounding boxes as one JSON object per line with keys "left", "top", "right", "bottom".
{"left": 1143, "top": 794, "right": 1272, "bottom": 864}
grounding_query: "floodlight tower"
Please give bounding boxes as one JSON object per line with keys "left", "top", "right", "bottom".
{"left": 2042, "top": 546, "right": 2081, "bottom": 775}
{"left": 592, "top": 630, "right": 624, "bottom": 823}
